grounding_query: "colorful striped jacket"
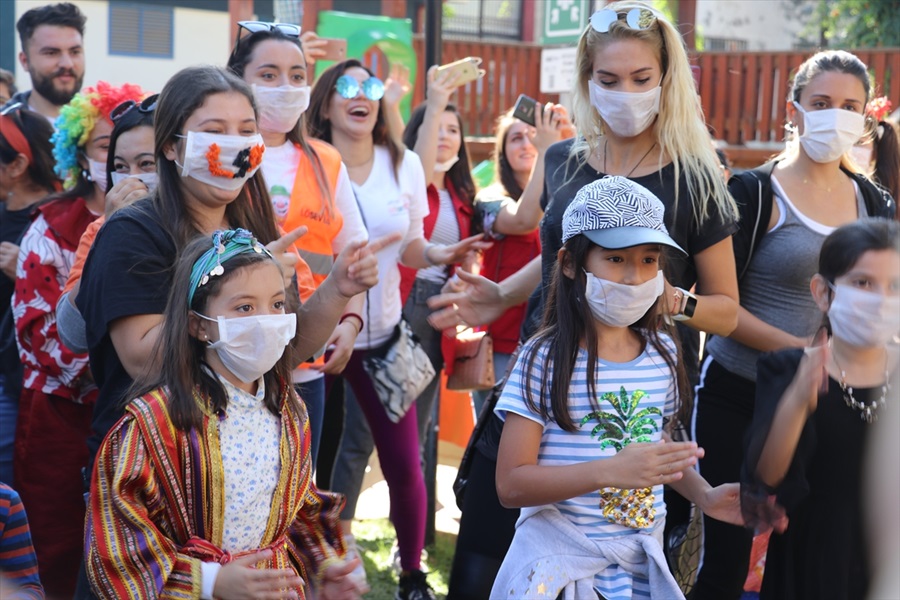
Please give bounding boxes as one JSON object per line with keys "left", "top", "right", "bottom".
{"left": 85, "top": 385, "right": 345, "bottom": 599}
{"left": 0, "top": 483, "right": 44, "bottom": 599}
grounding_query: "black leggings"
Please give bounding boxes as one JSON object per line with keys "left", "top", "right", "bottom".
{"left": 692, "top": 356, "right": 756, "bottom": 600}
{"left": 447, "top": 447, "right": 519, "bottom": 600}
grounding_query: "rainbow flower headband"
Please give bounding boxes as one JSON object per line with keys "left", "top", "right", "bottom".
{"left": 188, "top": 229, "right": 274, "bottom": 304}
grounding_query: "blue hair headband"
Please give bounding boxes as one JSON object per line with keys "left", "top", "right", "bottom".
{"left": 188, "top": 229, "right": 274, "bottom": 305}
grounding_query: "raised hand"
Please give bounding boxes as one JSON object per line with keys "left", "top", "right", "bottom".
{"left": 319, "top": 556, "right": 369, "bottom": 599}
{"left": 383, "top": 63, "right": 412, "bottom": 108}
{"left": 427, "top": 268, "right": 505, "bottom": 331}
{"left": 532, "top": 103, "right": 573, "bottom": 152}
{"left": 266, "top": 226, "right": 308, "bottom": 290}
{"left": 330, "top": 232, "right": 403, "bottom": 298}
{"left": 300, "top": 31, "right": 327, "bottom": 67}
{"left": 428, "top": 233, "right": 492, "bottom": 266}
{"left": 425, "top": 64, "right": 461, "bottom": 113}
{"left": 213, "top": 550, "right": 304, "bottom": 600}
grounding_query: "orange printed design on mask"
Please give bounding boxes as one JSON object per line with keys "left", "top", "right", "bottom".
{"left": 205, "top": 144, "right": 235, "bottom": 178}
{"left": 249, "top": 144, "right": 265, "bottom": 169}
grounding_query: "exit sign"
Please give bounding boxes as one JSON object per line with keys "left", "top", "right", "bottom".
{"left": 541, "top": 0, "right": 590, "bottom": 45}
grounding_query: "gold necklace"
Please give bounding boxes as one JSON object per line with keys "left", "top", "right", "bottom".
{"left": 603, "top": 138, "right": 657, "bottom": 178}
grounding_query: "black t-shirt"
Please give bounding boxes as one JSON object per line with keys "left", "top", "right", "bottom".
{"left": 76, "top": 198, "right": 177, "bottom": 466}
{"left": 0, "top": 204, "right": 37, "bottom": 311}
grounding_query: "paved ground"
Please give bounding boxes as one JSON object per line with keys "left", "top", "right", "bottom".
{"left": 353, "top": 441, "right": 464, "bottom": 536}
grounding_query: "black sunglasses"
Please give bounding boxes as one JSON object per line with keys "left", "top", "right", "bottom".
{"left": 110, "top": 94, "right": 159, "bottom": 122}
{"left": 235, "top": 20, "right": 301, "bottom": 53}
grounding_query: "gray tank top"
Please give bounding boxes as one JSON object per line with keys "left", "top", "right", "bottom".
{"left": 707, "top": 177, "right": 865, "bottom": 382}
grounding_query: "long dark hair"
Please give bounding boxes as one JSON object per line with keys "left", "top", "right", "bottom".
{"left": 104, "top": 103, "right": 155, "bottom": 192}
{"left": 0, "top": 107, "right": 57, "bottom": 195}
{"left": 402, "top": 103, "right": 476, "bottom": 206}
{"left": 306, "top": 59, "right": 404, "bottom": 180}
{"left": 227, "top": 29, "right": 334, "bottom": 218}
{"left": 493, "top": 109, "right": 525, "bottom": 200}
{"left": 151, "top": 65, "right": 280, "bottom": 249}
{"left": 872, "top": 120, "right": 899, "bottom": 204}
{"left": 132, "top": 232, "right": 301, "bottom": 431}
{"left": 521, "top": 235, "right": 690, "bottom": 432}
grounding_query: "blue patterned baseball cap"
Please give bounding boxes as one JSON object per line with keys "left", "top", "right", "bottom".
{"left": 561, "top": 176, "right": 685, "bottom": 255}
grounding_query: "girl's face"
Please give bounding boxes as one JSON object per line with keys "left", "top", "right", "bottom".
{"left": 790, "top": 71, "right": 867, "bottom": 135}
{"left": 582, "top": 243, "right": 661, "bottom": 285}
{"left": 196, "top": 260, "right": 286, "bottom": 343}
{"left": 164, "top": 91, "right": 259, "bottom": 207}
{"left": 113, "top": 125, "right": 155, "bottom": 175}
{"left": 326, "top": 66, "right": 379, "bottom": 139}
{"left": 83, "top": 118, "right": 114, "bottom": 164}
{"left": 830, "top": 249, "right": 900, "bottom": 300}
{"left": 244, "top": 39, "right": 308, "bottom": 89}
{"left": 590, "top": 38, "right": 662, "bottom": 93}
{"left": 504, "top": 121, "right": 537, "bottom": 174}
{"left": 436, "top": 110, "right": 462, "bottom": 164}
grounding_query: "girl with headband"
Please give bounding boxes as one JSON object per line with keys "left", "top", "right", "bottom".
{"left": 85, "top": 228, "right": 365, "bottom": 600}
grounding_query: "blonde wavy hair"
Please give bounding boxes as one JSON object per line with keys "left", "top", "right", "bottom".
{"left": 568, "top": 0, "right": 737, "bottom": 224}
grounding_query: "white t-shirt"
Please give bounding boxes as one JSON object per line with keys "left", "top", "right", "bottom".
{"left": 417, "top": 187, "right": 460, "bottom": 283}
{"left": 494, "top": 335, "right": 678, "bottom": 599}
{"left": 352, "top": 146, "right": 428, "bottom": 349}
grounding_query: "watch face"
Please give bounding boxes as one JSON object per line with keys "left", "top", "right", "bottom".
{"left": 682, "top": 295, "right": 698, "bottom": 319}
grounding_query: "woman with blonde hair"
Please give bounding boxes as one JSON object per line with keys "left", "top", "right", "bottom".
{"left": 433, "top": 3, "right": 740, "bottom": 596}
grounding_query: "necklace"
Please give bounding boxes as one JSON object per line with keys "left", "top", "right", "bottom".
{"left": 603, "top": 139, "right": 657, "bottom": 178}
{"left": 832, "top": 350, "right": 890, "bottom": 424}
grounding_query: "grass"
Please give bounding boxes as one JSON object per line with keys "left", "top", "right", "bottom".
{"left": 353, "top": 518, "right": 457, "bottom": 599}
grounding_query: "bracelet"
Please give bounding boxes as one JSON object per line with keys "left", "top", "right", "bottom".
{"left": 339, "top": 313, "right": 363, "bottom": 333}
{"left": 423, "top": 242, "right": 439, "bottom": 267}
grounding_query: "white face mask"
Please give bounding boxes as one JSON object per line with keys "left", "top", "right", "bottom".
{"left": 434, "top": 155, "right": 459, "bottom": 172}
{"left": 584, "top": 270, "right": 664, "bottom": 327}
{"left": 253, "top": 84, "right": 311, "bottom": 134}
{"left": 110, "top": 171, "right": 159, "bottom": 195}
{"left": 88, "top": 158, "right": 108, "bottom": 192}
{"left": 197, "top": 312, "right": 297, "bottom": 383}
{"left": 175, "top": 131, "right": 265, "bottom": 191}
{"left": 588, "top": 79, "right": 662, "bottom": 138}
{"left": 793, "top": 102, "right": 865, "bottom": 163}
{"left": 828, "top": 284, "right": 900, "bottom": 348}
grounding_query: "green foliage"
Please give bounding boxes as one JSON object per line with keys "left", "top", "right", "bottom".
{"left": 581, "top": 386, "right": 661, "bottom": 452}
{"left": 812, "top": 0, "right": 900, "bottom": 48}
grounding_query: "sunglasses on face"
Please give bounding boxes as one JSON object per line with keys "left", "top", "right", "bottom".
{"left": 589, "top": 8, "right": 658, "bottom": 33}
{"left": 235, "top": 20, "right": 301, "bottom": 53}
{"left": 335, "top": 74, "right": 385, "bottom": 101}
{"left": 110, "top": 94, "right": 159, "bottom": 122}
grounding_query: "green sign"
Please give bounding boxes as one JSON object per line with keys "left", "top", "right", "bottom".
{"left": 541, "top": 0, "right": 590, "bottom": 45}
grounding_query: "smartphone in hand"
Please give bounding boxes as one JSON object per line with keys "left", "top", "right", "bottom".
{"left": 512, "top": 94, "right": 538, "bottom": 127}
{"left": 319, "top": 37, "right": 347, "bottom": 61}
{"left": 436, "top": 57, "right": 485, "bottom": 86}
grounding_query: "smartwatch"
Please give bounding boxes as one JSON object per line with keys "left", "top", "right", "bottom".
{"left": 672, "top": 287, "right": 697, "bottom": 321}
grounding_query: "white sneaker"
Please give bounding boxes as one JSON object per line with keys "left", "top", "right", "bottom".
{"left": 343, "top": 534, "right": 369, "bottom": 590}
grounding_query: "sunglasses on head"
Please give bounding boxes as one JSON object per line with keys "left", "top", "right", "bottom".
{"left": 335, "top": 74, "right": 385, "bottom": 101}
{"left": 589, "top": 7, "right": 658, "bottom": 33}
{"left": 235, "top": 20, "right": 301, "bottom": 53}
{"left": 110, "top": 94, "right": 159, "bottom": 122}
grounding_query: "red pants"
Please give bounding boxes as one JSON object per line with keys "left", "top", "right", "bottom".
{"left": 14, "top": 388, "right": 92, "bottom": 599}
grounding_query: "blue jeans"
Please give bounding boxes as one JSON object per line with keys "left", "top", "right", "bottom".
{"left": 295, "top": 377, "right": 325, "bottom": 469}
{"left": 0, "top": 373, "right": 17, "bottom": 484}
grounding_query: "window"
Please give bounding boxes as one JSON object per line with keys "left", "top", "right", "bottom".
{"left": 443, "top": 0, "right": 522, "bottom": 40}
{"left": 704, "top": 37, "right": 748, "bottom": 52}
{"left": 109, "top": 3, "right": 173, "bottom": 58}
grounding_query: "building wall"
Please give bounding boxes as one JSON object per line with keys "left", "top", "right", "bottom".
{"left": 696, "top": 0, "right": 818, "bottom": 51}
{"left": 11, "top": 0, "right": 230, "bottom": 95}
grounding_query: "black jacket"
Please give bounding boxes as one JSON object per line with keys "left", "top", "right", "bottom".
{"left": 729, "top": 160, "right": 896, "bottom": 280}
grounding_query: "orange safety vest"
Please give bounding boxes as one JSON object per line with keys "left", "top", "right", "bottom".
{"left": 279, "top": 139, "right": 344, "bottom": 301}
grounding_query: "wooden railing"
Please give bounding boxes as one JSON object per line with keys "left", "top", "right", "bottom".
{"left": 695, "top": 49, "right": 900, "bottom": 146}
